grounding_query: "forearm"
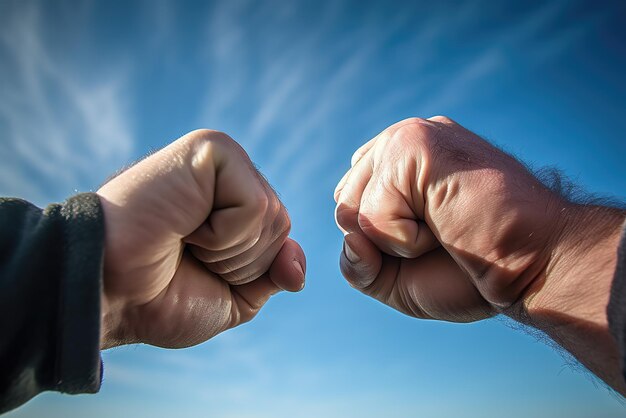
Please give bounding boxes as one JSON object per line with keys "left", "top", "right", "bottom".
{"left": 516, "top": 204, "right": 626, "bottom": 394}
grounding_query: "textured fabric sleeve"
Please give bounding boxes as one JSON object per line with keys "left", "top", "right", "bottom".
{"left": 607, "top": 221, "right": 626, "bottom": 385}
{"left": 0, "top": 193, "right": 104, "bottom": 414}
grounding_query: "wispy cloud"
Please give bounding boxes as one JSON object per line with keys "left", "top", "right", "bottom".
{"left": 415, "top": 0, "right": 608, "bottom": 114}
{"left": 0, "top": 1, "right": 133, "bottom": 205}
{"left": 193, "top": 0, "right": 426, "bottom": 195}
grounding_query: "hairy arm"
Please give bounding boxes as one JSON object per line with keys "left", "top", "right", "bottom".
{"left": 518, "top": 204, "right": 626, "bottom": 394}
{"left": 334, "top": 116, "right": 626, "bottom": 395}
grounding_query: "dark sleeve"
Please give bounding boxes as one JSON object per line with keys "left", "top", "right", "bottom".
{"left": 0, "top": 193, "right": 104, "bottom": 414}
{"left": 608, "top": 221, "right": 626, "bottom": 385}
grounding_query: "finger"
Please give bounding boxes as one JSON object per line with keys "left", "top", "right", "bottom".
{"left": 340, "top": 232, "right": 383, "bottom": 289}
{"left": 229, "top": 238, "right": 306, "bottom": 328}
{"left": 208, "top": 226, "right": 290, "bottom": 285}
{"left": 269, "top": 237, "right": 306, "bottom": 292}
{"left": 334, "top": 135, "right": 380, "bottom": 202}
{"left": 185, "top": 222, "right": 259, "bottom": 261}
{"left": 340, "top": 233, "right": 492, "bottom": 322}
{"left": 333, "top": 168, "right": 352, "bottom": 203}
{"left": 427, "top": 115, "right": 457, "bottom": 126}
{"left": 358, "top": 170, "right": 439, "bottom": 258}
{"left": 188, "top": 200, "right": 291, "bottom": 284}
{"left": 194, "top": 138, "right": 273, "bottom": 252}
{"left": 351, "top": 134, "right": 379, "bottom": 167}
{"left": 334, "top": 154, "right": 373, "bottom": 234}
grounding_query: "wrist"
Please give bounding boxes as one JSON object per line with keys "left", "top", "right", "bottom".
{"left": 100, "top": 290, "right": 129, "bottom": 349}
{"left": 522, "top": 204, "right": 624, "bottom": 325}
{"left": 517, "top": 202, "right": 626, "bottom": 392}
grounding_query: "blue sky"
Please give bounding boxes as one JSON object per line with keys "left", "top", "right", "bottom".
{"left": 1, "top": 0, "right": 625, "bottom": 417}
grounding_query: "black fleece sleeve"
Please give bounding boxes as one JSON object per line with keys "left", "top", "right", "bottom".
{"left": 608, "top": 222, "right": 626, "bottom": 386}
{"left": 0, "top": 193, "right": 104, "bottom": 414}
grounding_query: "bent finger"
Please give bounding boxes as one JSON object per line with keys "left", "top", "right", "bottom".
{"left": 358, "top": 170, "right": 439, "bottom": 258}
{"left": 334, "top": 155, "right": 373, "bottom": 234}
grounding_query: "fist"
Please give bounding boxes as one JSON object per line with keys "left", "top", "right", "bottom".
{"left": 334, "top": 117, "right": 565, "bottom": 322}
{"left": 98, "top": 130, "right": 306, "bottom": 348}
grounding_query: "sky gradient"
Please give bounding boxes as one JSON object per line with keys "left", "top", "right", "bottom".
{"left": 1, "top": 0, "right": 625, "bottom": 417}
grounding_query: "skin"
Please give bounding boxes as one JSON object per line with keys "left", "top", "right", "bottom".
{"left": 97, "top": 129, "right": 306, "bottom": 349}
{"left": 334, "top": 116, "right": 626, "bottom": 394}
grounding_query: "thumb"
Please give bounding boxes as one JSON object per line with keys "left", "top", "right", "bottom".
{"left": 230, "top": 237, "right": 306, "bottom": 326}
{"left": 269, "top": 237, "right": 306, "bottom": 292}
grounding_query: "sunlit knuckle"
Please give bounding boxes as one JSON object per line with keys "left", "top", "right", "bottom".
{"left": 429, "top": 115, "right": 453, "bottom": 124}
{"left": 388, "top": 125, "right": 424, "bottom": 149}
{"left": 405, "top": 116, "right": 427, "bottom": 125}
{"left": 187, "top": 129, "right": 251, "bottom": 164}
{"left": 185, "top": 128, "right": 226, "bottom": 147}
{"left": 351, "top": 150, "right": 364, "bottom": 166}
{"left": 333, "top": 187, "right": 342, "bottom": 203}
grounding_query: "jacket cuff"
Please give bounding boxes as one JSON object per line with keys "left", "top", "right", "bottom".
{"left": 54, "top": 193, "right": 104, "bottom": 394}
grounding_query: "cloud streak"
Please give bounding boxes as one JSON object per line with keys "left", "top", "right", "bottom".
{"left": 0, "top": 1, "right": 133, "bottom": 205}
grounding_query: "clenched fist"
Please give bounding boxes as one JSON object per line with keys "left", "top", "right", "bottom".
{"left": 98, "top": 129, "right": 306, "bottom": 349}
{"left": 334, "top": 117, "right": 592, "bottom": 320}
{"left": 334, "top": 116, "right": 626, "bottom": 393}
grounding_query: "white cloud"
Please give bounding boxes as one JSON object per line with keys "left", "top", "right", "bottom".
{"left": 0, "top": 2, "right": 134, "bottom": 205}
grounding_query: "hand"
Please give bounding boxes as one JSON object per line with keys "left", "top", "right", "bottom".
{"left": 335, "top": 116, "right": 563, "bottom": 321}
{"left": 334, "top": 117, "right": 626, "bottom": 393}
{"left": 97, "top": 129, "right": 306, "bottom": 349}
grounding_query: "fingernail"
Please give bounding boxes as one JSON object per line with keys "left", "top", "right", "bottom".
{"left": 292, "top": 259, "right": 306, "bottom": 291}
{"left": 344, "top": 241, "right": 360, "bottom": 264}
{"left": 292, "top": 259, "right": 305, "bottom": 278}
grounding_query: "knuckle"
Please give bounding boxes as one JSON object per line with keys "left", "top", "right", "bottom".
{"left": 266, "top": 199, "right": 291, "bottom": 238}
{"left": 389, "top": 122, "right": 430, "bottom": 147}
{"left": 404, "top": 116, "right": 427, "bottom": 125}
{"left": 250, "top": 190, "right": 270, "bottom": 219}
{"left": 428, "top": 115, "right": 453, "bottom": 124}
{"left": 351, "top": 150, "right": 364, "bottom": 166}
{"left": 384, "top": 119, "right": 440, "bottom": 160}
{"left": 280, "top": 210, "right": 292, "bottom": 235}
{"left": 333, "top": 186, "right": 342, "bottom": 202}
{"left": 187, "top": 129, "right": 250, "bottom": 161}
{"left": 186, "top": 128, "right": 229, "bottom": 145}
